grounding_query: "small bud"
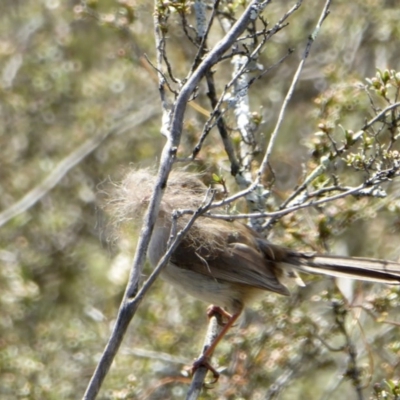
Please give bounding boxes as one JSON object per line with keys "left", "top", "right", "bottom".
{"left": 371, "top": 77, "right": 381, "bottom": 89}
{"left": 382, "top": 69, "right": 390, "bottom": 83}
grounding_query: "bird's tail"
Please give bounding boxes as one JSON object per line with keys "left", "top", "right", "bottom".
{"left": 257, "top": 239, "right": 400, "bottom": 284}
{"left": 284, "top": 251, "right": 400, "bottom": 284}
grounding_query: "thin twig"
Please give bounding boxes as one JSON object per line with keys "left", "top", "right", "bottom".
{"left": 278, "top": 155, "right": 331, "bottom": 209}
{"left": 154, "top": 4, "right": 174, "bottom": 136}
{"left": 351, "top": 101, "right": 400, "bottom": 143}
{"left": 331, "top": 301, "right": 364, "bottom": 400}
{"left": 143, "top": 53, "right": 178, "bottom": 95}
{"left": 247, "top": 48, "right": 294, "bottom": 86}
{"left": 200, "top": 178, "right": 385, "bottom": 221}
{"left": 193, "top": 1, "right": 306, "bottom": 164}
{"left": 264, "top": 353, "right": 313, "bottom": 400}
{"left": 258, "top": 0, "right": 330, "bottom": 178}
{"left": 124, "top": 347, "right": 190, "bottom": 365}
{"left": 264, "top": 97, "right": 400, "bottom": 231}
{"left": 192, "top": 1, "right": 298, "bottom": 168}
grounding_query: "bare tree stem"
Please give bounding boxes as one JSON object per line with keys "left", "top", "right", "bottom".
{"left": 82, "top": 2, "right": 271, "bottom": 398}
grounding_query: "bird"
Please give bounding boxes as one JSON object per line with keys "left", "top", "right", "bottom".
{"left": 108, "top": 168, "right": 400, "bottom": 378}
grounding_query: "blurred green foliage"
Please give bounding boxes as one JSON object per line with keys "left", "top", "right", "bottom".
{"left": 1, "top": 0, "right": 400, "bottom": 399}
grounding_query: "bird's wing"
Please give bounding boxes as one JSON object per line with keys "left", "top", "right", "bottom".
{"left": 171, "top": 240, "right": 290, "bottom": 296}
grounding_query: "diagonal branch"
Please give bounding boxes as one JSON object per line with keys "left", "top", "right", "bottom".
{"left": 186, "top": 315, "right": 221, "bottom": 400}
{"left": 82, "top": 2, "right": 272, "bottom": 399}
{"left": 258, "top": 0, "right": 331, "bottom": 178}
{"left": 83, "top": 187, "right": 214, "bottom": 400}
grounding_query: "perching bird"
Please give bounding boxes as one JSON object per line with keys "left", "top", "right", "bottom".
{"left": 108, "top": 168, "right": 400, "bottom": 377}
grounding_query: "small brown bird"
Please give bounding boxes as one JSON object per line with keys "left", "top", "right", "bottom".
{"left": 109, "top": 168, "right": 400, "bottom": 377}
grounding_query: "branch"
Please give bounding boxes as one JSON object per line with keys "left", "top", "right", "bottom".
{"left": 193, "top": 2, "right": 300, "bottom": 169}
{"left": 258, "top": 0, "right": 331, "bottom": 178}
{"left": 82, "top": 191, "right": 215, "bottom": 400}
{"left": 350, "top": 101, "right": 400, "bottom": 143}
{"left": 200, "top": 181, "right": 379, "bottom": 220}
{"left": 169, "top": 0, "right": 272, "bottom": 144}
{"left": 331, "top": 300, "right": 364, "bottom": 400}
{"left": 186, "top": 315, "right": 221, "bottom": 400}
{"left": 214, "top": 159, "right": 391, "bottom": 220}
{"left": 194, "top": 0, "right": 330, "bottom": 234}
{"left": 82, "top": 3, "right": 274, "bottom": 398}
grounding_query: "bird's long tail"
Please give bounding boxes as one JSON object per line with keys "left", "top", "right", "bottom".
{"left": 284, "top": 251, "right": 400, "bottom": 284}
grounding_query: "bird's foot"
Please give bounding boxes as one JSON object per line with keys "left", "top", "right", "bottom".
{"left": 206, "top": 305, "right": 232, "bottom": 326}
{"left": 191, "top": 355, "right": 220, "bottom": 383}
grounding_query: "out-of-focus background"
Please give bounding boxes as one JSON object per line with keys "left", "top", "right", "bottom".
{"left": 1, "top": 1, "right": 400, "bottom": 399}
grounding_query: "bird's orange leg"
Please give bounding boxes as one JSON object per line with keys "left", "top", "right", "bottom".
{"left": 191, "top": 306, "right": 242, "bottom": 382}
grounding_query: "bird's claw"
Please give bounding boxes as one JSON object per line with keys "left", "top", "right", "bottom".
{"left": 191, "top": 355, "right": 220, "bottom": 383}
{"left": 206, "top": 305, "right": 232, "bottom": 326}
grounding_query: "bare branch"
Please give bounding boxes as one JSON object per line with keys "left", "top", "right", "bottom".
{"left": 83, "top": 189, "right": 215, "bottom": 400}
{"left": 197, "top": 173, "right": 394, "bottom": 221}
{"left": 82, "top": 4, "right": 275, "bottom": 398}
{"left": 186, "top": 315, "right": 222, "bottom": 400}
{"left": 192, "top": 1, "right": 299, "bottom": 174}
{"left": 258, "top": 0, "right": 331, "bottom": 178}
{"left": 169, "top": 0, "right": 272, "bottom": 143}
{"left": 351, "top": 101, "right": 400, "bottom": 143}
{"left": 331, "top": 300, "right": 364, "bottom": 400}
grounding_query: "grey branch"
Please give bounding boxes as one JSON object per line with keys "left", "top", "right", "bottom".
{"left": 259, "top": 0, "right": 331, "bottom": 177}
{"left": 186, "top": 315, "right": 222, "bottom": 400}
{"left": 82, "top": 2, "right": 274, "bottom": 399}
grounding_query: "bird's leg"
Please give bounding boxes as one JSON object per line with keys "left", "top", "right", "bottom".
{"left": 207, "top": 305, "right": 232, "bottom": 325}
{"left": 191, "top": 306, "right": 241, "bottom": 382}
